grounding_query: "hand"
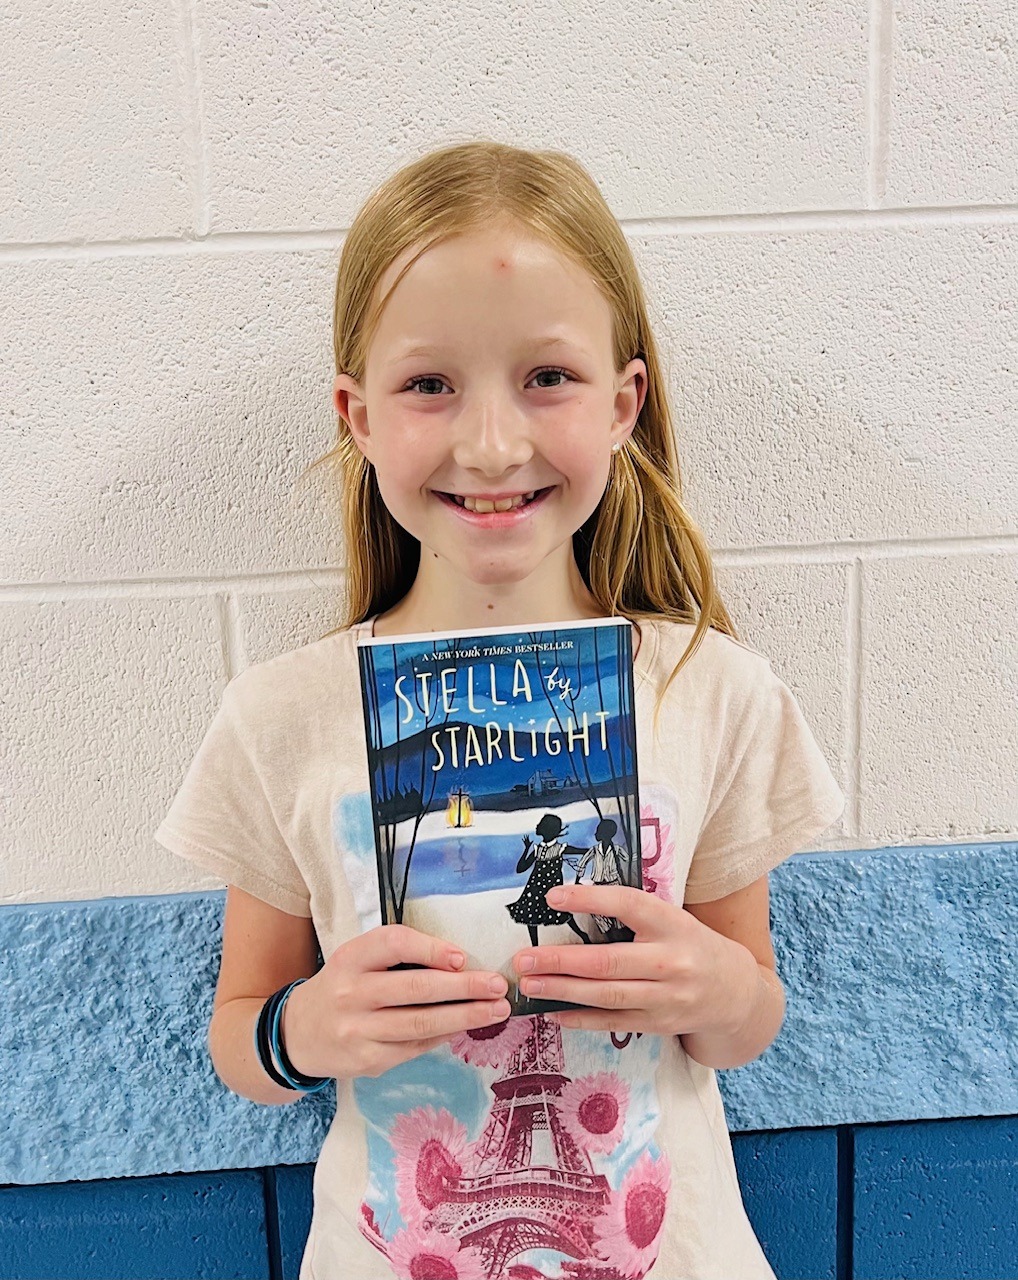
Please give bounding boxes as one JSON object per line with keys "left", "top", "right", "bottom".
{"left": 281, "top": 925, "right": 511, "bottom": 1080}
{"left": 511, "top": 883, "right": 759, "bottom": 1037}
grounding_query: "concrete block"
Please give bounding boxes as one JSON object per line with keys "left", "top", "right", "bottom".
{"left": 237, "top": 582, "right": 348, "bottom": 667}
{"left": 733, "top": 1127, "right": 839, "bottom": 1280}
{"left": 0, "top": 1170, "right": 269, "bottom": 1280}
{"left": 0, "top": 892, "right": 333, "bottom": 1186}
{"left": 634, "top": 222, "right": 1017, "bottom": 547}
{"left": 1, "top": 251, "right": 339, "bottom": 583}
{"left": 1, "top": 595, "right": 228, "bottom": 904}
{"left": 861, "top": 552, "right": 1018, "bottom": 839}
{"left": 720, "top": 842, "right": 1018, "bottom": 1130}
{"left": 272, "top": 1164, "right": 316, "bottom": 1280}
{"left": 710, "top": 559, "right": 849, "bottom": 814}
{"left": 854, "top": 1115, "right": 1018, "bottom": 1280}
{"left": 0, "top": 4, "right": 192, "bottom": 243}
{"left": 887, "top": 0, "right": 1018, "bottom": 206}
{"left": 196, "top": 0, "right": 866, "bottom": 229}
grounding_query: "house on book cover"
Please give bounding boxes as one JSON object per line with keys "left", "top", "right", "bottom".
{"left": 357, "top": 617, "right": 642, "bottom": 1016}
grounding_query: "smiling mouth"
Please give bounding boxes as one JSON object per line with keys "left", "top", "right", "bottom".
{"left": 436, "top": 487, "right": 554, "bottom": 514}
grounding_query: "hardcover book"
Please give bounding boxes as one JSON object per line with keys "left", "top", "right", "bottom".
{"left": 356, "top": 616, "right": 642, "bottom": 1016}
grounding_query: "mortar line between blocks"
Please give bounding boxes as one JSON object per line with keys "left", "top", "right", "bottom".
{"left": 1, "top": 539, "right": 1015, "bottom": 601}
{"left": 4, "top": 207, "right": 1018, "bottom": 262}
{"left": 848, "top": 559, "right": 863, "bottom": 838}
{"left": 866, "top": 0, "right": 895, "bottom": 208}
{"left": 177, "top": 0, "right": 209, "bottom": 239}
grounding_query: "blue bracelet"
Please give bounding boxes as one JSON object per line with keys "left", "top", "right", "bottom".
{"left": 254, "top": 979, "right": 331, "bottom": 1094}
{"left": 271, "top": 979, "right": 331, "bottom": 1093}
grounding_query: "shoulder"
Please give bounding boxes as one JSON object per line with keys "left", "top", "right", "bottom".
{"left": 642, "top": 616, "right": 777, "bottom": 700}
{"left": 222, "top": 623, "right": 363, "bottom": 732}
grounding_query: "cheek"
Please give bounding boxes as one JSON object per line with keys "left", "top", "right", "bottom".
{"left": 556, "top": 439, "right": 610, "bottom": 492}
{"left": 374, "top": 467, "right": 423, "bottom": 517}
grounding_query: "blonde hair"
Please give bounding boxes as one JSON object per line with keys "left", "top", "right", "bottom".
{"left": 303, "top": 139, "right": 740, "bottom": 736}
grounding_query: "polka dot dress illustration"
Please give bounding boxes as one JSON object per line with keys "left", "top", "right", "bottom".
{"left": 506, "top": 841, "right": 573, "bottom": 925}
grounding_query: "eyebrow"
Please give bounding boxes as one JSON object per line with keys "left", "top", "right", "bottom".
{"left": 389, "top": 336, "right": 590, "bottom": 363}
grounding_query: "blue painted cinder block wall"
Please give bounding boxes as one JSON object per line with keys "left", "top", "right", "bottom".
{"left": 2, "top": 841, "right": 1016, "bottom": 1280}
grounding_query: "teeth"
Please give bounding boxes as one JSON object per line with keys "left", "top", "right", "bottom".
{"left": 454, "top": 490, "right": 538, "bottom": 513}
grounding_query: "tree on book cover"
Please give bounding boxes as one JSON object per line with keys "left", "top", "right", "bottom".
{"left": 357, "top": 617, "right": 642, "bottom": 1016}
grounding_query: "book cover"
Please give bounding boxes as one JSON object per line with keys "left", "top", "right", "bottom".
{"left": 356, "top": 616, "right": 642, "bottom": 1016}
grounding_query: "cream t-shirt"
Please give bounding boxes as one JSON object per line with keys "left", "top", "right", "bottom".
{"left": 155, "top": 615, "right": 845, "bottom": 1280}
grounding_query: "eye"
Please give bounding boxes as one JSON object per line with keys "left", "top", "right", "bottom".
{"left": 531, "top": 366, "right": 572, "bottom": 389}
{"left": 401, "top": 366, "right": 574, "bottom": 395}
{"left": 403, "top": 375, "right": 448, "bottom": 396}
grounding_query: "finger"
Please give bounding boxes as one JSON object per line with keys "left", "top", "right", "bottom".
{"left": 345, "top": 923, "right": 467, "bottom": 975}
{"left": 371, "top": 998, "right": 512, "bottom": 1044}
{"left": 517, "top": 974, "right": 661, "bottom": 1012}
{"left": 365, "top": 966, "right": 509, "bottom": 1009}
{"left": 545, "top": 1007, "right": 655, "bottom": 1034}
{"left": 368, "top": 1030, "right": 466, "bottom": 1078}
{"left": 513, "top": 941, "right": 661, "bottom": 980}
{"left": 389, "top": 1032, "right": 461, "bottom": 1065}
{"left": 544, "top": 882, "right": 673, "bottom": 935}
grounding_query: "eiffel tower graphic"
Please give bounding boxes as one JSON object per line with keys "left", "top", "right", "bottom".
{"left": 426, "top": 1017, "right": 612, "bottom": 1277}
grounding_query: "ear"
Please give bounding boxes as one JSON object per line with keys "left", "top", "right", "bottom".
{"left": 610, "top": 356, "right": 648, "bottom": 451}
{"left": 334, "top": 373, "right": 372, "bottom": 462}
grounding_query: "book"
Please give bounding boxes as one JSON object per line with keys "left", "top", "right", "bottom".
{"left": 356, "top": 616, "right": 642, "bottom": 1016}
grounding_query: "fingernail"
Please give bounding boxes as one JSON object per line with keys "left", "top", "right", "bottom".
{"left": 547, "top": 888, "right": 566, "bottom": 905}
{"left": 517, "top": 955, "right": 535, "bottom": 973}
{"left": 524, "top": 979, "right": 544, "bottom": 996}
{"left": 489, "top": 1001, "right": 510, "bottom": 1022}
{"left": 488, "top": 975, "right": 508, "bottom": 994}
{"left": 448, "top": 952, "right": 465, "bottom": 969}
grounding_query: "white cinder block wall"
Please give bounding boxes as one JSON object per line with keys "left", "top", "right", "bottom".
{"left": 2, "top": 1, "right": 1015, "bottom": 906}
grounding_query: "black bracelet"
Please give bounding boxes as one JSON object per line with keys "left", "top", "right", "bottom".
{"left": 254, "top": 982, "right": 330, "bottom": 1092}
{"left": 255, "top": 986, "right": 295, "bottom": 1089}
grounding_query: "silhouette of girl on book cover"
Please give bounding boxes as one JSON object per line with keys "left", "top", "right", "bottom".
{"left": 506, "top": 813, "right": 590, "bottom": 946}
{"left": 575, "top": 816, "right": 629, "bottom": 937}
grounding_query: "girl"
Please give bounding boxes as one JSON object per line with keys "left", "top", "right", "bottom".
{"left": 506, "top": 813, "right": 591, "bottom": 947}
{"left": 155, "top": 140, "right": 845, "bottom": 1280}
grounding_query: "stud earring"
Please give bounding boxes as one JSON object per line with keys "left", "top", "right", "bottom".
{"left": 612, "top": 442, "right": 621, "bottom": 454}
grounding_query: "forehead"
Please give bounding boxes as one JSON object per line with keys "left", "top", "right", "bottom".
{"left": 370, "top": 227, "right": 612, "bottom": 348}
{"left": 368, "top": 230, "right": 612, "bottom": 373}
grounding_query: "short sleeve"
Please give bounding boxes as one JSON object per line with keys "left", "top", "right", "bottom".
{"left": 154, "top": 676, "right": 312, "bottom": 917}
{"left": 684, "top": 666, "right": 845, "bottom": 904}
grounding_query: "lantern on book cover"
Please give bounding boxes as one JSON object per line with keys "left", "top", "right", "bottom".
{"left": 446, "top": 786, "right": 473, "bottom": 828}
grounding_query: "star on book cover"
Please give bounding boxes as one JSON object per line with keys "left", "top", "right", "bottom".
{"left": 356, "top": 616, "right": 642, "bottom": 1016}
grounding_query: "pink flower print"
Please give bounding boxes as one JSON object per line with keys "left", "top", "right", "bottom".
{"left": 595, "top": 1150, "right": 671, "bottom": 1277}
{"left": 639, "top": 803, "right": 675, "bottom": 903}
{"left": 558, "top": 1072, "right": 630, "bottom": 1155}
{"left": 447, "top": 1012, "right": 534, "bottom": 1068}
{"left": 390, "top": 1107, "right": 469, "bottom": 1223}
{"left": 387, "top": 1224, "right": 488, "bottom": 1280}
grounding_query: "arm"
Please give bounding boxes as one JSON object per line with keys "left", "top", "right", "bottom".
{"left": 565, "top": 843, "right": 590, "bottom": 877}
{"left": 208, "top": 885, "right": 321, "bottom": 1106}
{"left": 679, "top": 874, "right": 786, "bottom": 1070}
{"left": 516, "top": 842, "right": 537, "bottom": 873}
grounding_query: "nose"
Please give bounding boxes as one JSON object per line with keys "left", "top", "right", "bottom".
{"left": 450, "top": 386, "right": 533, "bottom": 476}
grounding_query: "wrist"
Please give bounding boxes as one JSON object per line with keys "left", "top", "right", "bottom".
{"left": 279, "top": 980, "right": 313, "bottom": 1077}
{"left": 718, "top": 940, "right": 764, "bottom": 1038}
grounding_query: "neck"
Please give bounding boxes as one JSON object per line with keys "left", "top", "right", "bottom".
{"left": 372, "top": 549, "right": 603, "bottom": 637}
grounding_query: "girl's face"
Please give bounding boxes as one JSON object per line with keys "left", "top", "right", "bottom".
{"left": 334, "top": 224, "right": 646, "bottom": 606}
